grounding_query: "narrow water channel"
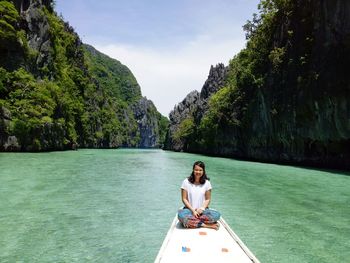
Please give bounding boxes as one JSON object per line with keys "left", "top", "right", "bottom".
{"left": 0, "top": 149, "right": 349, "bottom": 262}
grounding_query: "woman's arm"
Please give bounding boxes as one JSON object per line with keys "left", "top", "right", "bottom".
{"left": 198, "top": 190, "right": 211, "bottom": 214}
{"left": 181, "top": 189, "right": 194, "bottom": 211}
{"left": 181, "top": 189, "right": 200, "bottom": 218}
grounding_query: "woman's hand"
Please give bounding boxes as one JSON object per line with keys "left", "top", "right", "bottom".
{"left": 192, "top": 209, "right": 200, "bottom": 218}
{"left": 193, "top": 208, "right": 205, "bottom": 218}
{"left": 197, "top": 207, "right": 204, "bottom": 215}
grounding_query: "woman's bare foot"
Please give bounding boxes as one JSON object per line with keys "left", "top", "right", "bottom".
{"left": 202, "top": 222, "right": 220, "bottom": 230}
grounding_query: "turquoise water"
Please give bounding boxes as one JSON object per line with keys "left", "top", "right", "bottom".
{"left": 0, "top": 149, "right": 349, "bottom": 262}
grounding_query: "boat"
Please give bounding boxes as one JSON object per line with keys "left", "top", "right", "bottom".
{"left": 155, "top": 215, "right": 260, "bottom": 263}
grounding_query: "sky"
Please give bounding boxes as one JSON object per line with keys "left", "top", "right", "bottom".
{"left": 56, "top": 0, "right": 260, "bottom": 116}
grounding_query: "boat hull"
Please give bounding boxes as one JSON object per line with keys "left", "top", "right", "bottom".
{"left": 155, "top": 216, "right": 260, "bottom": 263}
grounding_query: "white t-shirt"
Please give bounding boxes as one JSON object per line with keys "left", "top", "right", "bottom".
{"left": 181, "top": 178, "right": 212, "bottom": 209}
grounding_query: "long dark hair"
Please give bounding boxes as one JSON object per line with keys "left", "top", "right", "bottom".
{"left": 188, "top": 161, "right": 210, "bottom": 184}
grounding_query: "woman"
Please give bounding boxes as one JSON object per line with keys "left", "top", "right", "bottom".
{"left": 178, "top": 161, "right": 221, "bottom": 230}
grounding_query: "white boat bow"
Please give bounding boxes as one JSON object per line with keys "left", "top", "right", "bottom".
{"left": 155, "top": 215, "right": 260, "bottom": 263}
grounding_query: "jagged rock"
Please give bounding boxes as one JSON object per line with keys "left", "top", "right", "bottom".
{"left": 200, "top": 63, "right": 227, "bottom": 100}
{"left": 165, "top": 90, "right": 200, "bottom": 151}
{"left": 170, "top": 90, "right": 200, "bottom": 123}
{"left": 22, "top": 1, "right": 53, "bottom": 77}
{"left": 165, "top": 63, "right": 228, "bottom": 151}
{"left": 198, "top": 63, "right": 228, "bottom": 120}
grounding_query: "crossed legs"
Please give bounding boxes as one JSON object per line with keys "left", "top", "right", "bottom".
{"left": 178, "top": 208, "right": 221, "bottom": 229}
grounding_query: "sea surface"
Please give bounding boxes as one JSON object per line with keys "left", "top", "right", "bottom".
{"left": 0, "top": 149, "right": 349, "bottom": 262}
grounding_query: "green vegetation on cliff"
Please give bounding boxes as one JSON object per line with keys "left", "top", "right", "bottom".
{"left": 83, "top": 44, "right": 141, "bottom": 103}
{"left": 0, "top": 0, "right": 167, "bottom": 151}
{"left": 0, "top": 1, "right": 19, "bottom": 42}
{"left": 169, "top": 0, "right": 350, "bottom": 169}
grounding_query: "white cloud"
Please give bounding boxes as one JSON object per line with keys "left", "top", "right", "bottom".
{"left": 94, "top": 33, "right": 246, "bottom": 117}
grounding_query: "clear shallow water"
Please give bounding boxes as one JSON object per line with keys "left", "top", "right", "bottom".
{"left": 0, "top": 149, "right": 349, "bottom": 262}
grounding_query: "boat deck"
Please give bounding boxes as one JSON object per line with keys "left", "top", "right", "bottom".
{"left": 155, "top": 216, "right": 260, "bottom": 263}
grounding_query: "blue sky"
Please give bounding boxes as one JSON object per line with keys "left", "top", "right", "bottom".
{"left": 56, "top": 0, "right": 260, "bottom": 116}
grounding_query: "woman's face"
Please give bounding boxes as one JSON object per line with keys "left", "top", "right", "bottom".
{"left": 193, "top": 165, "right": 204, "bottom": 179}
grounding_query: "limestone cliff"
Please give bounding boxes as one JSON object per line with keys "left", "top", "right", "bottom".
{"left": 131, "top": 97, "right": 163, "bottom": 148}
{"left": 164, "top": 64, "right": 227, "bottom": 151}
{"left": 0, "top": 0, "right": 167, "bottom": 151}
{"left": 165, "top": 0, "right": 350, "bottom": 170}
{"left": 242, "top": 0, "right": 350, "bottom": 169}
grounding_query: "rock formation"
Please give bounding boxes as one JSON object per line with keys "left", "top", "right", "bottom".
{"left": 165, "top": 0, "right": 350, "bottom": 170}
{"left": 132, "top": 97, "right": 161, "bottom": 148}
{"left": 164, "top": 64, "right": 227, "bottom": 151}
{"left": 0, "top": 0, "right": 167, "bottom": 151}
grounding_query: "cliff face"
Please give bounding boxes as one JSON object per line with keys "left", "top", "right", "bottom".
{"left": 242, "top": 0, "right": 350, "bottom": 168}
{"left": 164, "top": 90, "right": 200, "bottom": 151}
{"left": 1, "top": 0, "right": 54, "bottom": 72}
{"left": 83, "top": 44, "right": 167, "bottom": 148}
{"left": 164, "top": 64, "right": 227, "bottom": 151}
{"left": 131, "top": 97, "right": 161, "bottom": 148}
{"left": 166, "top": 0, "right": 350, "bottom": 170}
{"left": 0, "top": 0, "right": 167, "bottom": 151}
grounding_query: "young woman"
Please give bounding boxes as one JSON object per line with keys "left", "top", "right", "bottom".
{"left": 178, "top": 161, "right": 221, "bottom": 230}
